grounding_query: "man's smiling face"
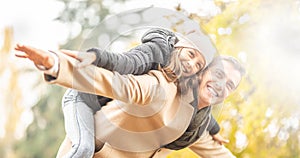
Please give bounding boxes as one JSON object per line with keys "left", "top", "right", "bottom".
{"left": 197, "top": 59, "right": 242, "bottom": 107}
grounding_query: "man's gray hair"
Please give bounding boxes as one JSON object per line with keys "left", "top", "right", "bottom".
{"left": 206, "top": 55, "right": 246, "bottom": 77}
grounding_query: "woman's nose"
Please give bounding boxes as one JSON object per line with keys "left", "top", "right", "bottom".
{"left": 186, "top": 61, "right": 191, "bottom": 68}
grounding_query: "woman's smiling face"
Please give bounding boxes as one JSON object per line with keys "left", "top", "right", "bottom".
{"left": 178, "top": 47, "right": 205, "bottom": 77}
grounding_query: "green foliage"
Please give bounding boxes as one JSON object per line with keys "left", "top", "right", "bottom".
{"left": 13, "top": 85, "right": 65, "bottom": 158}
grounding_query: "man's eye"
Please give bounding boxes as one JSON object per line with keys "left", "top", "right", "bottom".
{"left": 226, "top": 84, "right": 232, "bottom": 91}
{"left": 216, "top": 71, "right": 222, "bottom": 78}
{"left": 227, "top": 82, "right": 235, "bottom": 91}
{"left": 215, "top": 69, "right": 225, "bottom": 79}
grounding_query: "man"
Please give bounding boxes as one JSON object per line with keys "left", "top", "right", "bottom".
{"left": 15, "top": 44, "right": 244, "bottom": 158}
{"left": 152, "top": 55, "right": 245, "bottom": 157}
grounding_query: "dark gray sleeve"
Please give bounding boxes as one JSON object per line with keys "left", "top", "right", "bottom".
{"left": 207, "top": 115, "right": 220, "bottom": 135}
{"left": 87, "top": 28, "right": 177, "bottom": 75}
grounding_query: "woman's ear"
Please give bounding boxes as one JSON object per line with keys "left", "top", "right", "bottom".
{"left": 197, "top": 71, "right": 203, "bottom": 81}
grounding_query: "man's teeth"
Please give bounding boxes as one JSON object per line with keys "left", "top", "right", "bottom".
{"left": 208, "top": 87, "right": 218, "bottom": 97}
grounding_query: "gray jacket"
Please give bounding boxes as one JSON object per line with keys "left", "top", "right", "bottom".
{"left": 78, "top": 28, "right": 177, "bottom": 111}
{"left": 71, "top": 28, "right": 220, "bottom": 150}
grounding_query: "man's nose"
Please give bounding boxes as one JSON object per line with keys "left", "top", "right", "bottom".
{"left": 215, "top": 81, "right": 225, "bottom": 91}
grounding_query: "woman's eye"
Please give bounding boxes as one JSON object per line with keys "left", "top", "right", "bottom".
{"left": 216, "top": 71, "right": 221, "bottom": 77}
{"left": 189, "top": 51, "right": 194, "bottom": 58}
{"left": 197, "top": 63, "right": 202, "bottom": 70}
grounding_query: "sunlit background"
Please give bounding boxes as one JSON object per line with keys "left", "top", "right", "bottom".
{"left": 1, "top": 0, "right": 300, "bottom": 157}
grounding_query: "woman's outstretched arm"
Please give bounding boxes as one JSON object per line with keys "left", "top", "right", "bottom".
{"left": 15, "top": 44, "right": 172, "bottom": 105}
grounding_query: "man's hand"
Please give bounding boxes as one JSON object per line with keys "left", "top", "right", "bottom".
{"left": 14, "top": 44, "right": 54, "bottom": 69}
{"left": 212, "top": 133, "right": 230, "bottom": 145}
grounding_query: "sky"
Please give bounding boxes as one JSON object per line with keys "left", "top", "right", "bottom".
{"left": 0, "top": 0, "right": 67, "bottom": 49}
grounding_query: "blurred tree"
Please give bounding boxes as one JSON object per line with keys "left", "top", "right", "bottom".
{"left": 192, "top": 0, "right": 300, "bottom": 157}
{"left": 13, "top": 85, "right": 65, "bottom": 158}
{"left": 11, "top": 0, "right": 116, "bottom": 157}
{"left": 0, "top": 27, "right": 26, "bottom": 158}
{"left": 0, "top": 26, "right": 65, "bottom": 158}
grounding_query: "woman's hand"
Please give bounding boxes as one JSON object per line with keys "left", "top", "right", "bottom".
{"left": 60, "top": 49, "right": 96, "bottom": 68}
{"left": 15, "top": 44, "right": 54, "bottom": 69}
{"left": 212, "top": 133, "right": 230, "bottom": 145}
